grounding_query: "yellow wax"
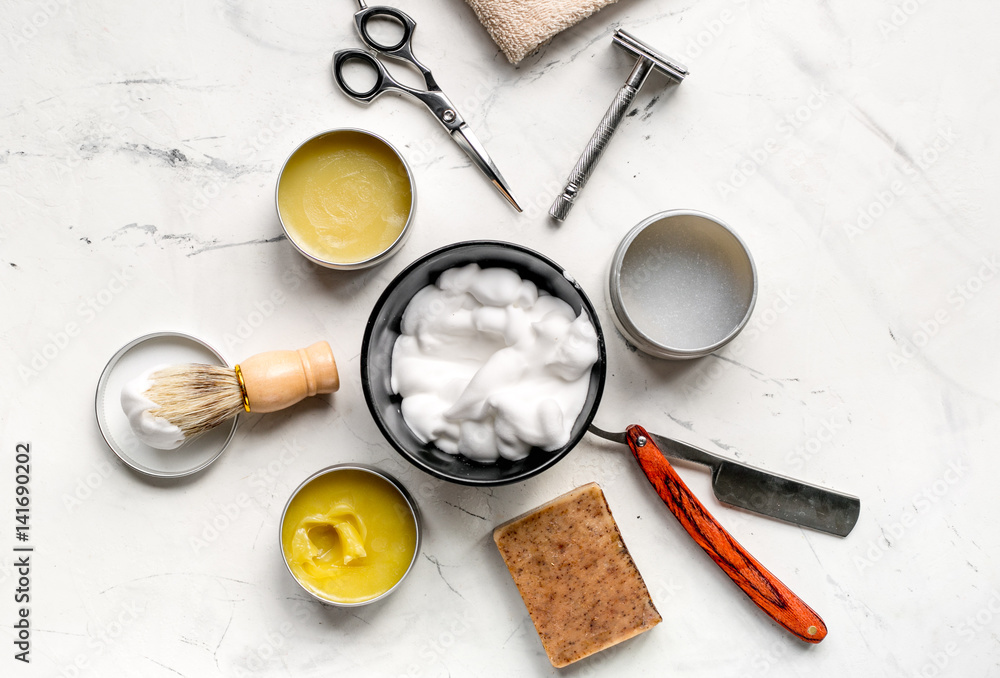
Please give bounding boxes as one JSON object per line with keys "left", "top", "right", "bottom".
{"left": 277, "top": 131, "right": 412, "bottom": 265}
{"left": 281, "top": 469, "right": 417, "bottom": 604}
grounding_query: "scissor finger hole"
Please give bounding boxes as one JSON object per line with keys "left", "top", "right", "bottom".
{"left": 361, "top": 14, "right": 407, "bottom": 52}
{"left": 339, "top": 55, "right": 381, "bottom": 98}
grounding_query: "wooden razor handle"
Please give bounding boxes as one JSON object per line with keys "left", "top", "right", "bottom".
{"left": 239, "top": 341, "right": 340, "bottom": 413}
{"left": 626, "top": 424, "right": 828, "bottom": 643}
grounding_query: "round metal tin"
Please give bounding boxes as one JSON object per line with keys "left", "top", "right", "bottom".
{"left": 609, "top": 210, "right": 758, "bottom": 360}
{"left": 275, "top": 128, "right": 416, "bottom": 270}
{"left": 95, "top": 332, "right": 239, "bottom": 478}
{"left": 279, "top": 464, "right": 421, "bottom": 607}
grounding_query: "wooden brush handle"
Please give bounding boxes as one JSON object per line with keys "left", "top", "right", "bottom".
{"left": 626, "top": 424, "right": 827, "bottom": 643}
{"left": 239, "top": 341, "right": 340, "bottom": 413}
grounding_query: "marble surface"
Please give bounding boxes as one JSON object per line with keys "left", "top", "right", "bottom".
{"left": 2, "top": 0, "right": 999, "bottom": 675}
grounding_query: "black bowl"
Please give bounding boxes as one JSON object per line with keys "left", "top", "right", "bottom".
{"left": 361, "top": 241, "right": 607, "bottom": 486}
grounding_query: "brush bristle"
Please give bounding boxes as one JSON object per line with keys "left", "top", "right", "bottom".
{"left": 145, "top": 364, "right": 244, "bottom": 439}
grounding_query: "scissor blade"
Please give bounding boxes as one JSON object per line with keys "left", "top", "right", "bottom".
{"left": 450, "top": 125, "right": 522, "bottom": 212}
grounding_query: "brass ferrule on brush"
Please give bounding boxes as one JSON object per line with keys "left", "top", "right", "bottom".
{"left": 234, "top": 364, "right": 251, "bottom": 413}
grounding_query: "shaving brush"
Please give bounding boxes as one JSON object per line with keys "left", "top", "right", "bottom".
{"left": 121, "top": 341, "right": 339, "bottom": 449}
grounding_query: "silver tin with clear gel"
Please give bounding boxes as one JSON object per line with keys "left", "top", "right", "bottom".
{"left": 609, "top": 210, "right": 757, "bottom": 360}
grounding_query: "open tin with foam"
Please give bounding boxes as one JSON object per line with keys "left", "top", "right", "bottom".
{"left": 95, "top": 332, "right": 238, "bottom": 478}
{"left": 275, "top": 128, "right": 415, "bottom": 270}
{"left": 608, "top": 210, "right": 758, "bottom": 359}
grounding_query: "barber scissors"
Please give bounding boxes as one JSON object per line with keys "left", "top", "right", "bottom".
{"left": 333, "top": 1, "right": 521, "bottom": 212}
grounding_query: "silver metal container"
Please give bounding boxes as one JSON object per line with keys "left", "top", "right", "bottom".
{"left": 95, "top": 332, "right": 239, "bottom": 478}
{"left": 279, "top": 464, "right": 421, "bottom": 607}
{"left": 608, "top": 210, "right": 758, "bottom": 359}
{"left": 275, "top": 128, "right": 415, "bottom": 270}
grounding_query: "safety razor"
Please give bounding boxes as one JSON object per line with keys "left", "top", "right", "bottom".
{"left": 549, "top": 30, "right": 688, "bottom": 222}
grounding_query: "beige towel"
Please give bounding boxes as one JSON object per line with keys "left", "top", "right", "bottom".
{"left": 465, "top": 0, "right": 622, "bottom": 64}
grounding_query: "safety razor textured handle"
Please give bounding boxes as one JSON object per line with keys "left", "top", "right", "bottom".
{"left": 550, "top": 59, "right": 652, "bottom": 221}
{"left": 549, "top": 82, "right": 640, "bottom": 220}
{"left": 625, "top": 424, "right": 828, "bottom": 643}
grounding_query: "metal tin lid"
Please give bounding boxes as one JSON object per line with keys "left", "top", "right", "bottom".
{"left": 608, "top": 210, "right": 758, "bottom": 360}
{"left": 95, "top": 332, "right": 239, "bottom": 478}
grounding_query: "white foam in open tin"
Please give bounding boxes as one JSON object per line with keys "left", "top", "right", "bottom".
{"left": 608, "top": 210, "right": 758, "bottom": 360}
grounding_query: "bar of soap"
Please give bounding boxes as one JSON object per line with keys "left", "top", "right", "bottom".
{"left": 493, "top": 482, "right": 661, "bottom": 668}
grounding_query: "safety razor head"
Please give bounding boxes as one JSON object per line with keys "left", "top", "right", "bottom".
{"left": 613, "top": 30, "right": 688, "bottom": 83}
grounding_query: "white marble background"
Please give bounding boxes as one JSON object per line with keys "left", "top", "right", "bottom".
{"left": 2, "top": 0, "right": 998, "bottom": 676}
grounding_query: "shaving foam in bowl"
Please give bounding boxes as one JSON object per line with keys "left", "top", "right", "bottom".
{"left": 361, "top": 241, "right": 607, "bottom": 486}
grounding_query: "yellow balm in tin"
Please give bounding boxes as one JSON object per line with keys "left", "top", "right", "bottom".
{"left": 280, "top": 466, "right": 419, "bottom": 605}
{"left": 277, "top": 130, "right": 414, "bottom": 269}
